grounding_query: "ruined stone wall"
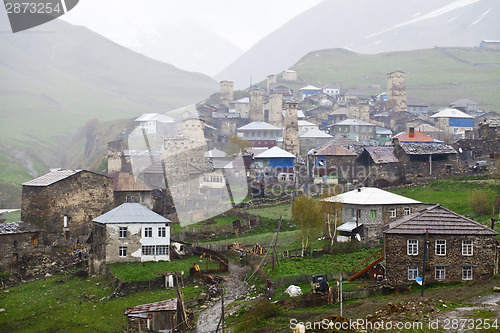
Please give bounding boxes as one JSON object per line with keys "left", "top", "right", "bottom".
{"left": 90, "top": 222, "right": 107, "bottom": 275}
{"left": 387, "top": 71, "right": 407, "bottom": 112}
{"left": 283, "top": 102, "right": 300, "bottom": 155}
{"left": 21, "top": 171, "right": 114, "bottom": 246}
{"left": 0, "top": 232, "right": 39, "bottom": 271}
{"left": 385, "top": 234, "right": 498, "bottom": 285}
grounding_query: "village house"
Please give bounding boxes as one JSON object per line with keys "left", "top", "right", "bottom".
{"left": 90, "top": 203, "right": 171, "bottom": 274}
{"left": 281, "top": 69, "right": 298, "bottom": 81}
{"left": 312, "top": 143, "right": 358, "bottom": 185}
{"left": 229, "top": 97, "right": 250, "bottom": 119}
{"left": 430, "top": 108, "right": 473, "bottom": 139}
{"left": 298, "top": 120, "right": 318, "bottom": 136}
{"left": 449, "top": 98, "right": 479, "bottom": 114}
{"left": 328, "top": 108, "right": 348, "bottom": 124}
{"left": 478, "top": 118, "right": 500, "bottom": 140}
{"left": 299, "top": 85, "right": 322, "bottom": 101}
{"left": 406, "top": 98, "right": 429, "bottom": 119}
{"left": 384, "top": 205, "right": 499, "bottom": 285}
{"left": 210, "top": 111, "right": 241, "bottom": 139}
{"left": 0, "top": 221, "right": 40, "bottom": 272}
{"left": 299, "top": 128, "right": 333, "bottom": 154}
{"left": 376, "top": 127, "right": 392, "bottom": 145}
{"left": 134, "top": 113, "right": 175, "bottom": 135}
{"left": 392, "top": 127, "right": 442, "bottom": 144}
{"left": 21, "top": 169, "right": 114, "bottom": 246}
{"left": 355, "top": 147, "right": 401, "bottom": 187}
{"left": 270, "top": 84, "right": 293, "bottom": 97}
{"left": 332, "top": 119, "right": 377, "bottom": 143}
{"left": 252, "top": 146, "right": 295, "bottom": 185}
{"left": 322, "top": 84, "right": 341, "bottom": 97}
{"left": 124, "top": 298, "right": 187, "bottom": 333}
{"left": 236, "top": 121, "right": 282, "bottom": 148}
{"left": 111, "top": 173, "right": 154, "bottom": 209}
{"left": 322, "top": 187, "right": 429, "bottom": 242}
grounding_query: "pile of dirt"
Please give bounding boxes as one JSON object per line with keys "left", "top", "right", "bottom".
{"left": 366, "top": 298, "right": 439, "bottom": 322}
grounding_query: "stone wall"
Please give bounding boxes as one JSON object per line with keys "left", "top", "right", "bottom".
{"left": 0, "top": 232, "right": 39, "bottom": 271}
{"left": 385, "top": 233, "right": 498, "bottom": 285}
{"left": 394, "top": 144, "right": 458, "bottom": 179}
{"left": 21, "top": 171, "right": 114, "bottom": 246}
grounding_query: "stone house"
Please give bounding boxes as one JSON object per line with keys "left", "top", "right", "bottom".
{"left": 124, "top": 298, "right": 187, "bottom": 333}
{"left": 229, "top": 97, "right": 250, "bottom": 119}
{"left": 0, "top": 221, "right": 40, "bottom": 271}
{"left": 253, "top": 146, "right": 295, "bottom": 185}
{"left": 355, "top": 147, "right": 402, "bottom": 187}
{"left": 270, "top": 84, "right": 293, "bottom": 98}
{"left": 478, "top": 118, "right": 500, "bottom": 140}
{"left": 236, "top": 121, "right": 282, "bottom": 148}
{"left": 332, "top": 119, "right": 377, "bottom": 143}
{"left": 299, "top": 129, "right": 333, "bottom": 155}
{"left": 210, "top": 112, "right": 242, "bottom": 139}
{"left": 449, "top": 98, "right": 479, "bottom": 114}
{"left": 22, "top": 169, "right": 114, "bottom": 246}
{"left": 384, "top": 205, "right": 499, "bottom": 285}
{"left": 312, "top": 143, "right": 358, "bottom": 184}
{"left": 281, "top": 69, "right": 298, "bottom": 81}
{"left": 328, "top": 108, "right": 348, "bottom": 124}
{"left": 299, "top": 85, "right": 322, "bottom": 101}
{"left": 430, "top": 108, "right": 473, "bottom": 138}
{"left": 90, "top": 203, "right": 171, "bottom": 274}
{"left": 112, "top": 173, "right": 154, "bottom": 209}
{"left": 321, "top": 187, "right": 429, "bottom": 242}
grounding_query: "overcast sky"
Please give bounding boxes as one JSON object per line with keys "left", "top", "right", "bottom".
{"left": 61, "top": 0, "right": 322, "bottom": 75}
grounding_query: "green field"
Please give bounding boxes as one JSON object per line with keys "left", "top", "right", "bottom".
{"left": 293, "top": 47, "right": 500, "bottom": 110}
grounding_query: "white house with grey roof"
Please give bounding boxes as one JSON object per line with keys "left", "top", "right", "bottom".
{"left": 237, "top": 121, "right": 282, "bottom": 148}
{"left": 332, "top": 119, "right": 377, "bottom": 142}
{"left": 134, "top": 113, "right": 175, "bottom": 135}
{"left": 322, "top": 187, "right": 430, "bottom": 242}
{"left": 90, "top": 203, "right": 171, "bottom": 274}
{"left": 430, "top": 108, "right": 473, "bottom": 136}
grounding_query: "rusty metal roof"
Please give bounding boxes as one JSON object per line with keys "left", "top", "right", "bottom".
{"left": 315, "top": 143, "right": 357, "bottom": 156}
{"left": 124, "top": 298, "right": 178, "bottom": 315}
{"left": 400, "top": 143, "right": 457, "bottom": 155}
{"left": 364, "top": 147, "right": 399, "bottom": 164}
{"left": 384, "top": 205, "right": 497, "bottom": 236}
{"left": 112, "top": 173, "right": 152, "bottom": 192}
{"left": 0, "top": 221, "right": 39, "bottom": 235}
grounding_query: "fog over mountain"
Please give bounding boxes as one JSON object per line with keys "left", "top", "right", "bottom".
{"left": 217, "top": 0, "right": 500, "bottom": 88}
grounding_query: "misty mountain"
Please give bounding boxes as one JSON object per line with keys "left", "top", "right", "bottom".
{"left": 127, "top": 22, "right": 244, "bottom": 77}
{"left": 217, "top": 0, "right": 500, "bottom": 88}
{"left": 0, "top": 10, "right": 218, "bottom": 206}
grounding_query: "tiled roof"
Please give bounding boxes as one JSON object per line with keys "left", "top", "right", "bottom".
{"left": 23, "top": 169, "right": 81, "bottom": 186}
{"left": 384, "top": 205, "right": 497, "bottom": 235}
{"left": 364, "top": 147, "right": 399, "bottom": 164}
{"left": 400, "top": 143, "right": 457, "bottom": 155}
{"left": 315, "top": 143, "right": 357, "bottom": 156}
{"left": 322, "top": 187, "right": 420, "bottom": 205}
{"left": 393, "top": 129, "right": 436, "bottom": 143}
{"left": 112, "top": 173, "right": 152, "bottom": 192}
{"left": 93, "top": 203, "right": 170, "bottom": 224}
{"left": 124, "top": 298, "right": 177, "bottom": 315}
{"left": 0, "top": 222, "right": 39, "bottom": 235}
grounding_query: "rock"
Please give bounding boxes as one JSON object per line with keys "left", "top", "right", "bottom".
{"left": 442, "top": 304, "right": 447, "bottom": 308}
{"left": 0, "top": 308, "right": 5, "bottom": 312}
{"left": 3, "top": 290, "right": 9, "bottom": 293}
{"left": 493, "top": 286, "right": 500, "bottom": 292}
{"left": 45, "top": 273, "right": 52, "bottom": 278}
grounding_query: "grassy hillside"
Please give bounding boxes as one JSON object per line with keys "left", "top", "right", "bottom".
{"left": 292, "top": 47, "right": 500, "bottom": 110}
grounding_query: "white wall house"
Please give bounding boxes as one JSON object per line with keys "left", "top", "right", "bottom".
{"left": 90, "top": 203, "right": 171, "bottom": 273}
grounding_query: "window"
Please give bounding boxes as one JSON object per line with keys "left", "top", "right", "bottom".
{"left": 462, "top": 240, "right": 473, "bottom": 256}
{"left": 370, "top": 210, "right": 377, "bottom": 218}
{"left": 119, "top": 227, "right": 127, "bottom": 238}
{"left": 389, "top": 208, "right": 397, "bottom": 218}
{"left": 435, "top": 266, "right": 446, "bottom": 280}
{"left": 351, "top": 209, "right": 355, "bottom": 218}
{"left": 158, "top": 227, "right": 166, "bottom": 238}
{"left": 63, "top": 216, "right": 68, "bottom": 228}
{"left": 144, "top": 227, "right": 153, "bottom": 238}
{"left": 462, "top": 266, "right": 473, "bottom": 280}
{"left": 435, "top": 240, "right": 446, "bottom": 256}
{"left": 281, "top": 174, "right": 287, "bottom": 181}
{"left": 119, "top": 246, "right": 127, "bottom": 257}
{"left": 156, "top": 245, "right": 169, "bottom": 255}
{"left": 142, "top": 245, "right": 155, "bottom": 256}
{"left": 126, "top": 195, "right": 133, "bottom": 203}
{"left": 404, "top": 207, "right": 411, "bottom": 216}
{"left": 407, "top": 239, "right": 418, "bottom": 255}
{"left": 408, "top": 265, "right": 418, "bottom": 280}
{"left": 289, "top": 174, "right": 294, "bottom": 181}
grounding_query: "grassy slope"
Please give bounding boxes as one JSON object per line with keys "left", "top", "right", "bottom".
{"left": 292, "top": 47, "right": 500, "bottom": 109}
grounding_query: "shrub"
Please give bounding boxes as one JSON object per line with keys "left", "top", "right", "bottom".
{"left": 469, "top": 190, "right": 491, "bottom": 217}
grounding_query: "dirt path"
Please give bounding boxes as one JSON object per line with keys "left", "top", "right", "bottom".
{"left": 196, "top": 263, "right": 250, "bottom": 333}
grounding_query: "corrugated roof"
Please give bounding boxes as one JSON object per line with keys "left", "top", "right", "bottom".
{"left": 430, "top": 108, "right": 472, "bottom": 119}
{"left": 315, "top": 143, "right": 357, "bottom": 156}
{"left": 335, "top": 119, "right": 376, "bottom": 126}
{"left": 298, "top": 120, "right": 316, "bottom": 127}
{"left": 322, "top": 187, "right": 420, "bottom": 205}
{"left": 254, "top": 146, "right": 295, "bottom": 159}
{"left": 299, "top": 85, "right": 321, "bottom": 91}
{"left": 0, "top": 221, "right": 39, "bottom": 235}
{"left": 393, "top": 129, "right": 436, "bottom": 143}
{"left": 124, "top": 298, "right": 177, "bottom": 315}
{"left": 364, "top": 147, "right": 399, "bottom": 164}
{"left": 23, "top": 169, "right": 81, "bottom": 186}
{"left": 113, "top": 173, "right": 152, "bottom": 192}
{"left": 376, "top": 127, "right": 392, "bottom": 135}
{"left": 337, "top": 221, "right": 363, "bottom": 232}
{"left": 205, "top": 148, "right": 227, "bottom": 158}
{"left": 93, "top": 203, "right": 170, "bottom": 224}
{"left": 384, "top": 205, "right": 497, "bottom": 235}
{"left": 300, "top": 128, "right": 332, "bottom": 138}
{"left": 400, "top": 143, "right": 457, "bottom": 155}
{"left": 237, "top": 122, "right": 281, "bottom": 131}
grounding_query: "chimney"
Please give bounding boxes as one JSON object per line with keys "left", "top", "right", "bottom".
{"left": 409, "top": 127, "right": 415, "bottom": 138}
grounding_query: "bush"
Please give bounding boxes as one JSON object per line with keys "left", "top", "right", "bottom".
{"left": 469, "top": 190, "right": 491, "bottom": 217}
{"left": 234, "top": 300, "right": 283, "bottom": 332}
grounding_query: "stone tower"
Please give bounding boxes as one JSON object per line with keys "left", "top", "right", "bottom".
{"left": 220, "top": 80, "right": 234, "bottom": 107}
{"left": 267, "top": 74, "right": 277, "bottom": 94}
{"left": 283, "top": 102, "right": 300, "bottom": 155}
{"left": 387, "top": 70, "right": 407, "bottom": 112}
{"left": 249, "top": 87, "right": 264, "bottom": 122}
{"left": 268, "top": 93, "right": 283, "bottom": 127}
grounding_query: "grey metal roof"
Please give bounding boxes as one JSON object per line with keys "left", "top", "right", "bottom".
{"left": 0, "top": 221, "right": 39, "bottom": 235}
{"left": 205, "top": 148, "right": 227, "bottom": 158}
{"left": 254, "top": 146, "right": 295, "bottom": 159}
{"left": 300, "top": 128, "right": 332, "bottom": 138}
{"left": 23, "top": 169, "right": 81, "bottom": 186}
{"left": 384, "top": 205, "right": 497, "bottom": 236}
{"left": 400, "top": 143, "right": 457, "bottom": 155}
{"left": 322, "top": 187, "right": 420, "bottom": 205}
{"left": 237, "top": 122, "right": 281, "bottom": 131}
{"left": 212, "top": 112, "right": 240, "bottom": 119}
{"left": 93, "top": 203, "right": 171, "bottom": 224}
{"left": 430, "top": 108, "right": 472, "bottom": 119}
{"left": 335, "top": 119, "right": 376, "bottom": 126}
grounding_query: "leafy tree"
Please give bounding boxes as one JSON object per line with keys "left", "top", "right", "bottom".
{"left": 226, "top": 135, "right": 252, "bottom": 155}
{"left": 469, "top": 189, "right": 491, "bottom": 217}
{"left": 292, "top": 195, "right": 323, "bottom": 256}
{"left": 319, "top": 187, "right": 343, "bottom": 246}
